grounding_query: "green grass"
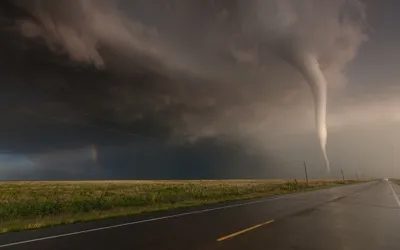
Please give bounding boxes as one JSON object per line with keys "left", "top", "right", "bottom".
{"left": 0, "top": 179, "right": 365, "bottom": 233}
{"left": 392, "top": 179, "right": 400, "bottom": 185}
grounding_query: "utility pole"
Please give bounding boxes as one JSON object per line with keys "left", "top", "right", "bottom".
{"left": 341, "top": 168, "right": 345, "bottom": 181}
{"left": 356, "top": 172, "right": 359, "bottom": 181}
{"left": 303, "top": 161, "right": 309, "bottom": 185}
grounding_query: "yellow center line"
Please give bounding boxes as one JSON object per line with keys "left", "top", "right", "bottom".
{"left": 217, "top": 219, "right": 275, "bottom": 242}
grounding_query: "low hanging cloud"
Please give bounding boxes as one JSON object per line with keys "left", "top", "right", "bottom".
{"left": 0, "top": 0, "right": 366, "bottom": 152}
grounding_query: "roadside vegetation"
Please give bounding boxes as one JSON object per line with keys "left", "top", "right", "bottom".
{"left": 391, "top": 179, "right": 400, "bottom": 185}
{"left": 0, "top": 179, "right": 365, "bottom": 233}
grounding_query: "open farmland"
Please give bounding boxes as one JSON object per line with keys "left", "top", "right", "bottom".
{"left": 0, "top": 179, "right": 365, "bottom": 233}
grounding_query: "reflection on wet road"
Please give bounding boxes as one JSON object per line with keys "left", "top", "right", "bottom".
{"left": 214, "top": 180, "right": 400, "bottom": 250}
{"left": 1, "top": 181, "right": 400, "bottom": 250}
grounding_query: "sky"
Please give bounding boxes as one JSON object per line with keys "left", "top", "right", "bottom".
{"left": 0, "top": 0, "right": 399, "bottom": 180}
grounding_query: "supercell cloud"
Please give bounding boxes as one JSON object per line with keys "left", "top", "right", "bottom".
{"left": 0, "top": 0, "right": 367, "bottom": 179}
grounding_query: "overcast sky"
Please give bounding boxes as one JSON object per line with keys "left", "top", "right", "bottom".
{"left": 0, "top": 0, "right": 399, "bottom": 180}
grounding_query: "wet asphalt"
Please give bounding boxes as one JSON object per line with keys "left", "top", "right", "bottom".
{"left": 1, "top": 180, "right": 399, "bottom": 250}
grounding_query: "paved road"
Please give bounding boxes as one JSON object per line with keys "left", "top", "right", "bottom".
{"left": 1, "top": 181, "right": 400, "bottom": 250}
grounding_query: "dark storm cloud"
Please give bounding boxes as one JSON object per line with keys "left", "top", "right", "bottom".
{"left": 1, "top": 0, "right": 365, "bottom": 140}
{"left": 0, "top": 138, "right": 283, "bottom": 180}
{"left": 0, "top": 0, "right": 367, "bottom": 179}
{"left": 95, "top": 137, "right": 282, "bottom": 180}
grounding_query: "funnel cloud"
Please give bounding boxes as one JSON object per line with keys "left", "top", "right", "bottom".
{"left": 0, "top": 0, "right": 367, "bottom": 179}
{"left": 283, "top": 49, "right": 330, "bottom": 171}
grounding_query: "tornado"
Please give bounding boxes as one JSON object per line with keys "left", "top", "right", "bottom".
{"left": 283, "top": 48, "right": 330, "bottom": 172}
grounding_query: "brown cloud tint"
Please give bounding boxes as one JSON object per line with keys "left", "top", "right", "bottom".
{"left": 3, "top": 0, "right": 365, "bottom": 139}
{"left": 1, "top": 0, "right": 381, "bottom": 179}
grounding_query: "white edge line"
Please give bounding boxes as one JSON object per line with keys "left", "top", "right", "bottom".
{"left": 0, "top": 182, "right": 373, "bottom": 248}
{"left": 0, "top": 196, "right": 287, "bottom": 248}
{"left": 388, "top": 181, "right": 400, "bottom": 208}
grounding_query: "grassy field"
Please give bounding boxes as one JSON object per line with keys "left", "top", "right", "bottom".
{"left": 0, "top": 179, "right": 365, "bottom": 233}
{"left": 392, "top": 179, "right": 400, "bottom": 185}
